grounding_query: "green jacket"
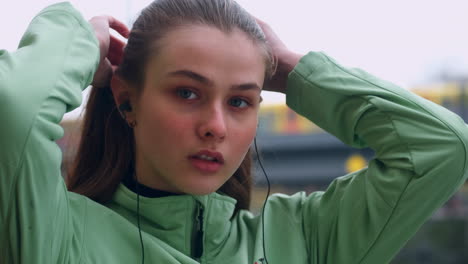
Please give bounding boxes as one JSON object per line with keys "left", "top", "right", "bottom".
{"left": 1, "top": 3, "right": 467, "bottom": 264}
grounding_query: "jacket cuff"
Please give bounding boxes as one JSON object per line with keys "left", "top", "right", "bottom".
{"left": 286, "top": 51, "right": 329, "bottom": 113}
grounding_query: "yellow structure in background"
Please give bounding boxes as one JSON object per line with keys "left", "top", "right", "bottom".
{"left": 259, "top": 82, "right": 466, "bottom": 136}
{"left": 258, "top": 105, "right": 323, "bottom": 135}
{"left": 411, "top": 82, "right": 461, "bottom": 105}
{"left": 345, "top": 154, "right": 367, "bottom": 173}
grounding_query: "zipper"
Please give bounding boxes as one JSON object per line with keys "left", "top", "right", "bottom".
{"left": 192, "top": 201, "right": 204, "bottom": 261}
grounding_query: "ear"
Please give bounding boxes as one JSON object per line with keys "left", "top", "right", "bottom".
{"left": 111, "top": 75, "right": 137, "bottom": 124}
{"left": 110, "top": 74, "right": 131, "bottom": 107}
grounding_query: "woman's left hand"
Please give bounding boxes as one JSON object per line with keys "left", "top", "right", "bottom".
{"left": 256, "top": 18, "right": 303, "bottom": 94}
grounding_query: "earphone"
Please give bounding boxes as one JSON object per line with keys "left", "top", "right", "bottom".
{"left": 119, "top": 101, "right": 145, "bottom": 264}
{"left": 118, "top": 102, "right": 271, "bottom": 264}
{"left": 119, "top": 101, "right": 137, "bottom": 128}
{"left": 118, "top": 101, "right": 133, "bottom": 116}
{"left": 135, "top": 173, "right": 145, "bottom": 264}
{"left": 254, "top": 137, "right": 271, "bottom": 264}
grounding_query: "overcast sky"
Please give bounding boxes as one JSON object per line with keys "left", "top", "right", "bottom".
{"left": 3, "top": 0, "right": 468, "bottom": 115}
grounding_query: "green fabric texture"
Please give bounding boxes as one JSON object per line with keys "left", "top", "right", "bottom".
{"left": 1, "top": 2, "right": 467, "bottom": 264}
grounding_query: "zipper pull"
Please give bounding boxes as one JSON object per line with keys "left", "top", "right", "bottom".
{"left": 255, "top": 258, "right": 266, "bottom": 264}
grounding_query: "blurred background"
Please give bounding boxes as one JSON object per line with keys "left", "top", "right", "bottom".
{"left": 3, "top": 0, "right": 468, "bottom": 263}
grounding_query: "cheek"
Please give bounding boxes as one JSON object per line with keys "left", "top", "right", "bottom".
{"left": 136, "top": 99, "right": 193, "bottom": 147}
{"left": 226, "top": 119, "right": 256, "bottom": 174}
{"left": 229, "top": 118, "right": 257, "bottom": 153}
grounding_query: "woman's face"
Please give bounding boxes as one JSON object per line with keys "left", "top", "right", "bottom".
{"left": 132, "top": 25, "right": 266, "bottom": 195}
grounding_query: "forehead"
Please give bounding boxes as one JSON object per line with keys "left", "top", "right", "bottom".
{"left": 146, "top": 24, "right": 266, "bottom": 84}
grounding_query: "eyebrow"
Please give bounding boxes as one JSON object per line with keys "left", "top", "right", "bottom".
{"left": 167, "top": 70, "right": 261, "bottom": 91}
{"left": 233, "top": 83, "right": 261, "bottom": 91}
{"left": 168, "top": 70, "right": 212, "bottom": 86}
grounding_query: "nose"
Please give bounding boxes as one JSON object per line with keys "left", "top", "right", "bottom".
{"left": 197, "top": 104, "right": 227, "bottom": 141}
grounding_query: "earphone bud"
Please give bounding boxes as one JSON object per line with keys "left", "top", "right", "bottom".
{"left": 118, "top": 101, "right": 132, "bottom": 119}
{"left": 118, "top": 101, "right": 137, "bottom": 128}
{"left": 119, "top": 101, "right": 133, "bottom": 113}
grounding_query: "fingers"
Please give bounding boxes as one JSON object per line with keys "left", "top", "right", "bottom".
{"left": 89, "top": 15, "right": 129, "bottom": 87}
{"left": 98, "top": 16, "right": 129, "bottom": 66}
{"left": 106, "top": 15, "right": 130, "bottom": 39}
{"left": 108, "top": 34, "right": 126, "bottom": 66}
{"left": 254, "top": 17, "right": 266, "bottom": 26}
{"left": 254, "top": 16, "right": 271, "bottom": 31}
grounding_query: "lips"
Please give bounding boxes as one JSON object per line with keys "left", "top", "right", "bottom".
{"left": 188, "top": 150, "right": 224, "bottom": 173}
{"left": 190, "top": 150, "right": 224, "bottom": 164}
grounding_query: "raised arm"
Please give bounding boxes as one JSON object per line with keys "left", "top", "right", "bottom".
{"left": 258, "top": 20, "right": 468, "bottom": 264}
{"left": 288, "top": 52, "right": 468, "bottom": 263}
{"left": 0, "top": 3, "right": 99, "bottom": 263}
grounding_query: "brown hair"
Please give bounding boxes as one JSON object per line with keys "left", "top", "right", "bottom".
{"left": 67, "top": 0, "right": 275, "bottom": 213}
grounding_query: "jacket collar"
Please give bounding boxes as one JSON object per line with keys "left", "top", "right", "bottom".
{"left": 108, "top": 184, "right": 237, "bottom": 259}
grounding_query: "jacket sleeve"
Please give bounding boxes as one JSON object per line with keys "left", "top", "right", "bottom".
{"left": 285, "top": 52, "right": 468, "bottom": 263}
{"left": 0, "top": 3, "right": 99, "bottom": 263}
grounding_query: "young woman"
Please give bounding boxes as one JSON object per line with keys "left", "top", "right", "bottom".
{"left": 1, "top": 0, "right": 467, "bottom": 263}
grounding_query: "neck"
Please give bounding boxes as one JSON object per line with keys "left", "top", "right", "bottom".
{"left": 122, "top": 173, "right": 181, "bottom": 198}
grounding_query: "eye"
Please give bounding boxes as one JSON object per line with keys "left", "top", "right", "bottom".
{"left": 176, "top": 88, "right": 198, "bottom": 100}
{"left": 228, "top": 97, "right": 250, "bottom": 108}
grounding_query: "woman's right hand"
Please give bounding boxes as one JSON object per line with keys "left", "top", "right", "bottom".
{"left": 88, "top": 16, "right": 129, "bottom": 88}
